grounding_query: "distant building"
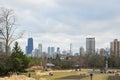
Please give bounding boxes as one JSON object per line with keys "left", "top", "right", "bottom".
{"left": 62, "top": 50, "right": 67, "bottom": 55}
{"left": 74, "top": 53, "right": 79, "bottom": 56}
{"left": 86, "top": 37, "right": 95, "bottom": 54}
{"left": 51, "top": 47, "right": 55, "bottom": 55}
{"left": 69, "top": 43, "right": 73, "bottom": 55}
{"left": 26, "top": 38, "right": 33, "bottom": 55}
{"left": 47, "top": 46, "right": 55, "bottom": 57}
{"left": 34, "top": 48, "right": 39, "bottom": 57}
{"left": 100, "top": 48, "right": 106, "bottom": 56}
{"left": 56, "top": 47, "right": 60, "bottom": 54}
{"left": 48, "top": 47, "right": 51, "bottom": 55}
{"left": 79, "top": 47, "right": 84, "bottom": 55}
{"left": 0, "top": 34, "right": 5, "bottom": 53}
{"left": 38, "top": 43, "right": 42, "bottom": 57}
{"left": 110, "top": 39, "right": 120, "bottom": 57}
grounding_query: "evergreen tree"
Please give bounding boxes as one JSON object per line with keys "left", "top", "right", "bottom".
{"left": 11, "top": 42, "right": 29, "bottom": 72}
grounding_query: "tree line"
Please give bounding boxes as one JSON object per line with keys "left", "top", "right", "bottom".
{"left": 45, "top": 52, "right": 120, "bottom": 70}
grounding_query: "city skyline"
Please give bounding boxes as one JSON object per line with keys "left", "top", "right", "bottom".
{"left": 1, "top": 0, "right": 120, "bottom": 53}
{"left": 25, "top": 37, "right": 120, "bottom": 55}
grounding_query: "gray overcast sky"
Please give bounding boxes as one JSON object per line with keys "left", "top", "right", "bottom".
{"left": 1, "top": 0, "right": 120, "bottom": 53}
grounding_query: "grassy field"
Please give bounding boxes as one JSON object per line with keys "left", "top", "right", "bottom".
{"left": 29, "top": 69, "right": 115, "bottom": 80}
{"left": 40, "top": 71, "right": 83, "bottom": 80}
{"left": 0, "top": 69, "right": 117, "bottom": 80}
{"left": 81, "top": 74, "right": 113, "bottom": 80}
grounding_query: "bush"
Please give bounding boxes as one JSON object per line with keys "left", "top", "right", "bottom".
{"left": 0, "top": 55, "right": 12, "bottom": 76}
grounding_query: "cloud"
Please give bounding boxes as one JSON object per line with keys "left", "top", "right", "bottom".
{"left": 1, "top": 0, "right": 120, "bottom": 53}
{"left": 1, "top": 0, "right": 60, "bottom": 13}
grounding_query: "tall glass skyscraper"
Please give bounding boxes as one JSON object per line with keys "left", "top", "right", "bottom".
{"left": 26, "top": 38, "right": 33, "bottom": 55}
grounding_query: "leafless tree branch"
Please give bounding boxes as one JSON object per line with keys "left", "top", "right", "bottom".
{"left": 0, "top": 7, "right": 24, "bottom": 56}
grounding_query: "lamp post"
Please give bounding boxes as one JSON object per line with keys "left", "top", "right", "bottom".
{"left": 90, "top": 73, "right": 93, "bottom": 80}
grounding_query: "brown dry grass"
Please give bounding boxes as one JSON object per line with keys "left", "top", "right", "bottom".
{"left": 29, "top": 66, "right": 43, "bottom": 72}
{"left": 0, "top": 75, "right": 35, "bottom": 80}
{"left": 35, "top": 70, "right": 49, "bottom": 76}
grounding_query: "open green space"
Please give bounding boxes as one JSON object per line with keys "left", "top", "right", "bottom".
{"left": 27, "top": 69, "right": 116, "bottom": 80}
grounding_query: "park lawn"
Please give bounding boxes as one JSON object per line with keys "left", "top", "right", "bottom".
{"left": 25, "top": 69, "right": 115, "bottom": 80}
{"left": 40, "top": 71, "right": 81, "bottom": 80}
{"left": 81, "top": 74, "right": 114, "bottom": 80}
{"left": 40, "top": 72, "right": 114, "bottom": 80}
{"left": 31, "top": 70, "right": 88, "bottom": 80}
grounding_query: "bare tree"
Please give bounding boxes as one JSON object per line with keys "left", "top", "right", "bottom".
{"left": 0, "top": 8, "right": 23, "bottom": 56}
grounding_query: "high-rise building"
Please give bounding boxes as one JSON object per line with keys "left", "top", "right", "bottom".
{"left": 79, "top": 47, "right": 84, "bottom": 55}
{"left": 69, "top": 43, "right": 73, "bottom": 55}
{"left": 26, "top": 38, "right": 33, "bottom": 55}
{"left": 38, "top": 43, "right": 42, "bottom": 57}
{"left": 47, "top": 46, "right": 55, "bottom": 57}
{"left": 86, "top": 37, "right": 95, "bottom": 54}
{"left": 48, "top": 46, "right": 51, "bottom": 55}
{"left": 34, "top": 48, "right": 39, "bottom": 57}
{"left": 56, "top": 47, "right": 60, "bottom": 54}
{"left": 110, "top": 39, "right": 120, "bottom": 57}
{"left": 51, "top": 47, "right": 55, "bottom": 55}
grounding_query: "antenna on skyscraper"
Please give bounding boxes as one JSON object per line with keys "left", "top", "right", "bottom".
{"left": 29, "top": 31, "right": 32, "bottom": 38}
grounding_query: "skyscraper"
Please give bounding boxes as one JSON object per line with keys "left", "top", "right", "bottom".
{"left": 48, "top": 46, "right": 51, "bottom": 55}
{"left": 79, "top": 47, "right": 84, "bottom": 55}
{"left": 110, "top": 39, "right": 120, "bottom": 57}
{"left": 38, "top": 43, "right": 42, "bottom": 57}
{"left": 86, "top": 37, "right": 95, "bottom": 54}
{"left": 51, "top": 47, "right": 55, "bottom": 55}
{"left": 26, "top": 38, "right": 33, "bottom": 55}
{"left": 47, "top": 46, "right": 55, "bottom": 57}
{"left": 34, "top": 48, "right": 39, "bottom": 57}
{"left": 56, "top": 47, "right": 60, "bottom": 54}
{"left": 69, "top": 43, "right": 73, "bottom": 55}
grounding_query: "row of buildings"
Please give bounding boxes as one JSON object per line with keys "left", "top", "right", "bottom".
{"left": 0, "top": 33, "right": 118, "bottom": 57}
{"left": 25, "top": 37, "right": 62, "bottom": 58}
{"left": 86, "top": 38, "right": 120, "bottom": 57}
{"left": 25, "top": 37, "right": 120, "bottom": 58}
